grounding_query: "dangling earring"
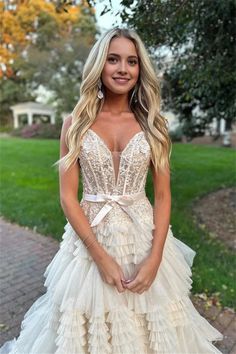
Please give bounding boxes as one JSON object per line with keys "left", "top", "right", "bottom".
{"left": 97, "top": 79, "right": 104, "bottom": 99}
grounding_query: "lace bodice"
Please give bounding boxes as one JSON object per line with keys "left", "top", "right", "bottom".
{"left": 79, "top": 128, "right": 151, "bottom": 195}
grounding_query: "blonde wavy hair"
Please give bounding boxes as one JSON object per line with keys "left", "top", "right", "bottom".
{"left": 54, "top": 27, "right": 172, "bottom": 174}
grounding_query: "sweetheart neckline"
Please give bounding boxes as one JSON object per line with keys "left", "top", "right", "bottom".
{"left": 87, "top": 128, "right": 145, "bottom": 156}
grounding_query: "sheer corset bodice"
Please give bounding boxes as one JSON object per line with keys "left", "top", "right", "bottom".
{"left": 79, "top": 128, "right": 151, "bottom": 195}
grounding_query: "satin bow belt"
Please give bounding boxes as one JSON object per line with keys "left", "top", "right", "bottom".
{"left": 82, "top": 191, "right": 146, "bottom": 227}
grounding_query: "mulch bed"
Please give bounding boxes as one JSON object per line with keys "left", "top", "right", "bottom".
{"left": 192, "top": 187, "right": 236, "bottom": 250}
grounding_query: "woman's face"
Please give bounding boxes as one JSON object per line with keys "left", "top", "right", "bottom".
{"left": 101, "top": 36, "right": 139, "bottom": 96}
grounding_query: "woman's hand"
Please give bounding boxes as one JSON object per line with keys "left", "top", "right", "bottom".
{"left": 123, "top": 254, "right": 162, "bottom": 294}
{"left": 95, "top": 253, "right": 127, "bottom": 293}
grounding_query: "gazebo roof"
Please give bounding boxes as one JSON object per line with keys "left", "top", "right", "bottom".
{"left": 10, "top": 101, "right": 54, "bottom": 111}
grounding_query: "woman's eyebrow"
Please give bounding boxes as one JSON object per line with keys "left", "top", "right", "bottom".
{"left": 108, "top": 53, "right": 138, "bottom": 59}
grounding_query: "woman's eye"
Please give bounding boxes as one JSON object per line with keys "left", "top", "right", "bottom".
{"left": 107, "top": 57, "right": 138, "bottom": 65}
{"left": 128, "top": 60, "right": 138, "bottom": 66}
{"left": 108, "top": 57, "right": 117, "bottom": 63}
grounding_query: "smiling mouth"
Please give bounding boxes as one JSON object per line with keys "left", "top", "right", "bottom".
{"left": 113, "top": 78, "right": 130, "bottom": 83}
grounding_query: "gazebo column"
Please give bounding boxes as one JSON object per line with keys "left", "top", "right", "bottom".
{"left": 220, "top": 118, "right": 226, "bottom": 134}
{"left": 50, "top": 112, "right": 55, "bottom": 124}
{"left": 28, "top": 111, "right": 33, "bottom": 125}
{"left": 13, "top": 112, "right": 19, "bottom": 128}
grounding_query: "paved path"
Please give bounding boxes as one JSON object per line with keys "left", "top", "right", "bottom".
{"left": 0, "top": 217, "right": 59, "bottom": 345}
{"left": 0, "top": 217, "right": 235, "bottom": 353}
{"left": 182, "top": 132, "right": 236, "bottom": 148}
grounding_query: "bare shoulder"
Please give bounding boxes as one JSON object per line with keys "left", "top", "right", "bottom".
{"left": 61, "top": 115, "right": 72, "bottom": 139}
{"left": 62, "top": 115, "right": 73, "bottom": 131}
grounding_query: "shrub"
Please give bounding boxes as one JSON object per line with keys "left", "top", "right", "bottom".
{"left": 0, "top": 125, "right": 13, "bottom": 133}
{"left": 10, "top": 123, "right": 62, "bottom": 139}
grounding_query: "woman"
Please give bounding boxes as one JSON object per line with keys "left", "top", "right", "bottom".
{"left": 0, "top": 27, "right": 223, "bottom": 353}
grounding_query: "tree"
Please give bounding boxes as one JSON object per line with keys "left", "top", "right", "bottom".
{"left": 87, "top": 0, "right": 236, "bottom": 140}
{"left": 17, "top": 5, "right": 97, "bottom": 115}
{"left": 121, "top": 0, "right": 236, "bottom": 139}
{"left": 0, "top": 0, "right": 97, "bottom": 125}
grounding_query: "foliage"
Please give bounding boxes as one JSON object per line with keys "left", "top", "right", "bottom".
{"left": 120, "top": 0, "right": 236, "bottom": 138}
{"left": 169, "top": 125, "right": 183, "bottom": 142}
{"left": 0, "top": 124, "right": 12, "bottom": 133}
{"left": 1, "top": 0, "right": 90, "bottom": 78}
{"left": 19, "top": 12, "right": 97, "bottom": 113}
{"left": 86, "top": 0, "right": 236, "bottom": 139}
{"left": 0, "top": 0, "right": 97, "bottom": 124}
{"left": 0, "top": 78, "right": 36, "bottom": 126}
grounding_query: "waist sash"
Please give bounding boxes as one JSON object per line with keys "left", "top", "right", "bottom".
{"left": 82, "top": 191, "right": 146, "bottom": 227}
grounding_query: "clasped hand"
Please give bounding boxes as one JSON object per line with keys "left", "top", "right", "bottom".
{"left": 122, "top": 255, "right": 162, "bottom": 294}
{"left": 96, "top": 253, "right": 162, "bottom": 294}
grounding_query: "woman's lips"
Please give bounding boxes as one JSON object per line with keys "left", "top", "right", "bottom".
{"left": 113, "top": 78, "right": 130, "bottom": 85}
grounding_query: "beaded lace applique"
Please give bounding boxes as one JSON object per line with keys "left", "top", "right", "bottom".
{"left": 79, "top": 128, "right": 151, "bottom": 196}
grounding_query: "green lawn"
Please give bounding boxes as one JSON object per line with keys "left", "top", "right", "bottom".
{"left": 0, "top": 137, "right": 235, "bottom": 308}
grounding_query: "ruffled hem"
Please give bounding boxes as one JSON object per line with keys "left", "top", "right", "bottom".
{"left": 0, "top": 296, "right": 223, "bottom": 354}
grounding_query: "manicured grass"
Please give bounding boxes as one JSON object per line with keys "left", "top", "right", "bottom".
{"left": 0, "top": 137, "right": 235, "bottom": 307}
{"left": 0, "top": 137, "right": 64, "bottom": 238}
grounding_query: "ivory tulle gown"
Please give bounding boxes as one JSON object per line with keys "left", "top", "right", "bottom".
{"left": 0, "top": 128, "right": 223, "bottom": 354}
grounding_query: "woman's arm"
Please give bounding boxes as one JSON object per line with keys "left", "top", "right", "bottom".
{"left": 59, "top": 116, "right": 127, "bottom": 292}
{"left": 149, "top": 161, "right": 171, "bottom": 262}
{"left": 59, "top": 116, "right": 107, "bottom": 264}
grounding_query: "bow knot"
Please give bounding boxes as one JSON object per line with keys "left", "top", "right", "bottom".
{"left": 83, "top": 191, "right": 146, "bottom": 227}
{"left": 99, "top": 194, "right": 134, "bottom": 206}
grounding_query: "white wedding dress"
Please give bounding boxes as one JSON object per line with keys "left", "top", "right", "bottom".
{"left": 0, "top": 128, "right": 223, "bottom": 353}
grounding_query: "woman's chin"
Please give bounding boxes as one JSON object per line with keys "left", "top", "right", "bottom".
{"left": 105, "top": 86, "right": 132, "bottom": 96}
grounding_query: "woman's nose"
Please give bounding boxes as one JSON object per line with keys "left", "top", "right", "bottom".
{"left": 118, "top": 60, "right": 127, "bottom": 74}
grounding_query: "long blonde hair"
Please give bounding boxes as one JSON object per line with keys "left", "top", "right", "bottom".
{"left": 54, "top": 27, "right": 172, "bottom": 174}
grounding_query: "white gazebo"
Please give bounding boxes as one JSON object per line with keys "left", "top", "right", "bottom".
{"left": 10, "top": 102, "right": 56, "bottom": 128}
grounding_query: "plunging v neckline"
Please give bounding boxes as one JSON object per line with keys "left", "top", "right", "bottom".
{"left": 88, "top": 128, "right": 144, "bottom": 155}
{"left": 87, "top": 128, "right": 144, "bottom": 189}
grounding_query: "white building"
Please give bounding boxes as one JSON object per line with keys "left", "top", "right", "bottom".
{"left": 10, "top": 102, "right": 56, "bottom": 128}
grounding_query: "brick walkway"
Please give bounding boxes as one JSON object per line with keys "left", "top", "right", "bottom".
{"left": 0, "top": 217, "right": 59, "bottom": 345}
{"left": 0, "top": 217, "right": 235, "bottom": 353}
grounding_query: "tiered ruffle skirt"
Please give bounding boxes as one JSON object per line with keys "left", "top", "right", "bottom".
{"left": 0, "top": 205, "right": 223, "bottom": 353}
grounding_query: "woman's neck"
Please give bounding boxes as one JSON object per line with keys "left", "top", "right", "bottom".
{"left": 102, "top": 91, "right": 130, "bottom": 114}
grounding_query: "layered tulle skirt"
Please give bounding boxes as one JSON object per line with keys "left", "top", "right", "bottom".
{"left": 0, "top": 198, "right": 223, "bottom": 353}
